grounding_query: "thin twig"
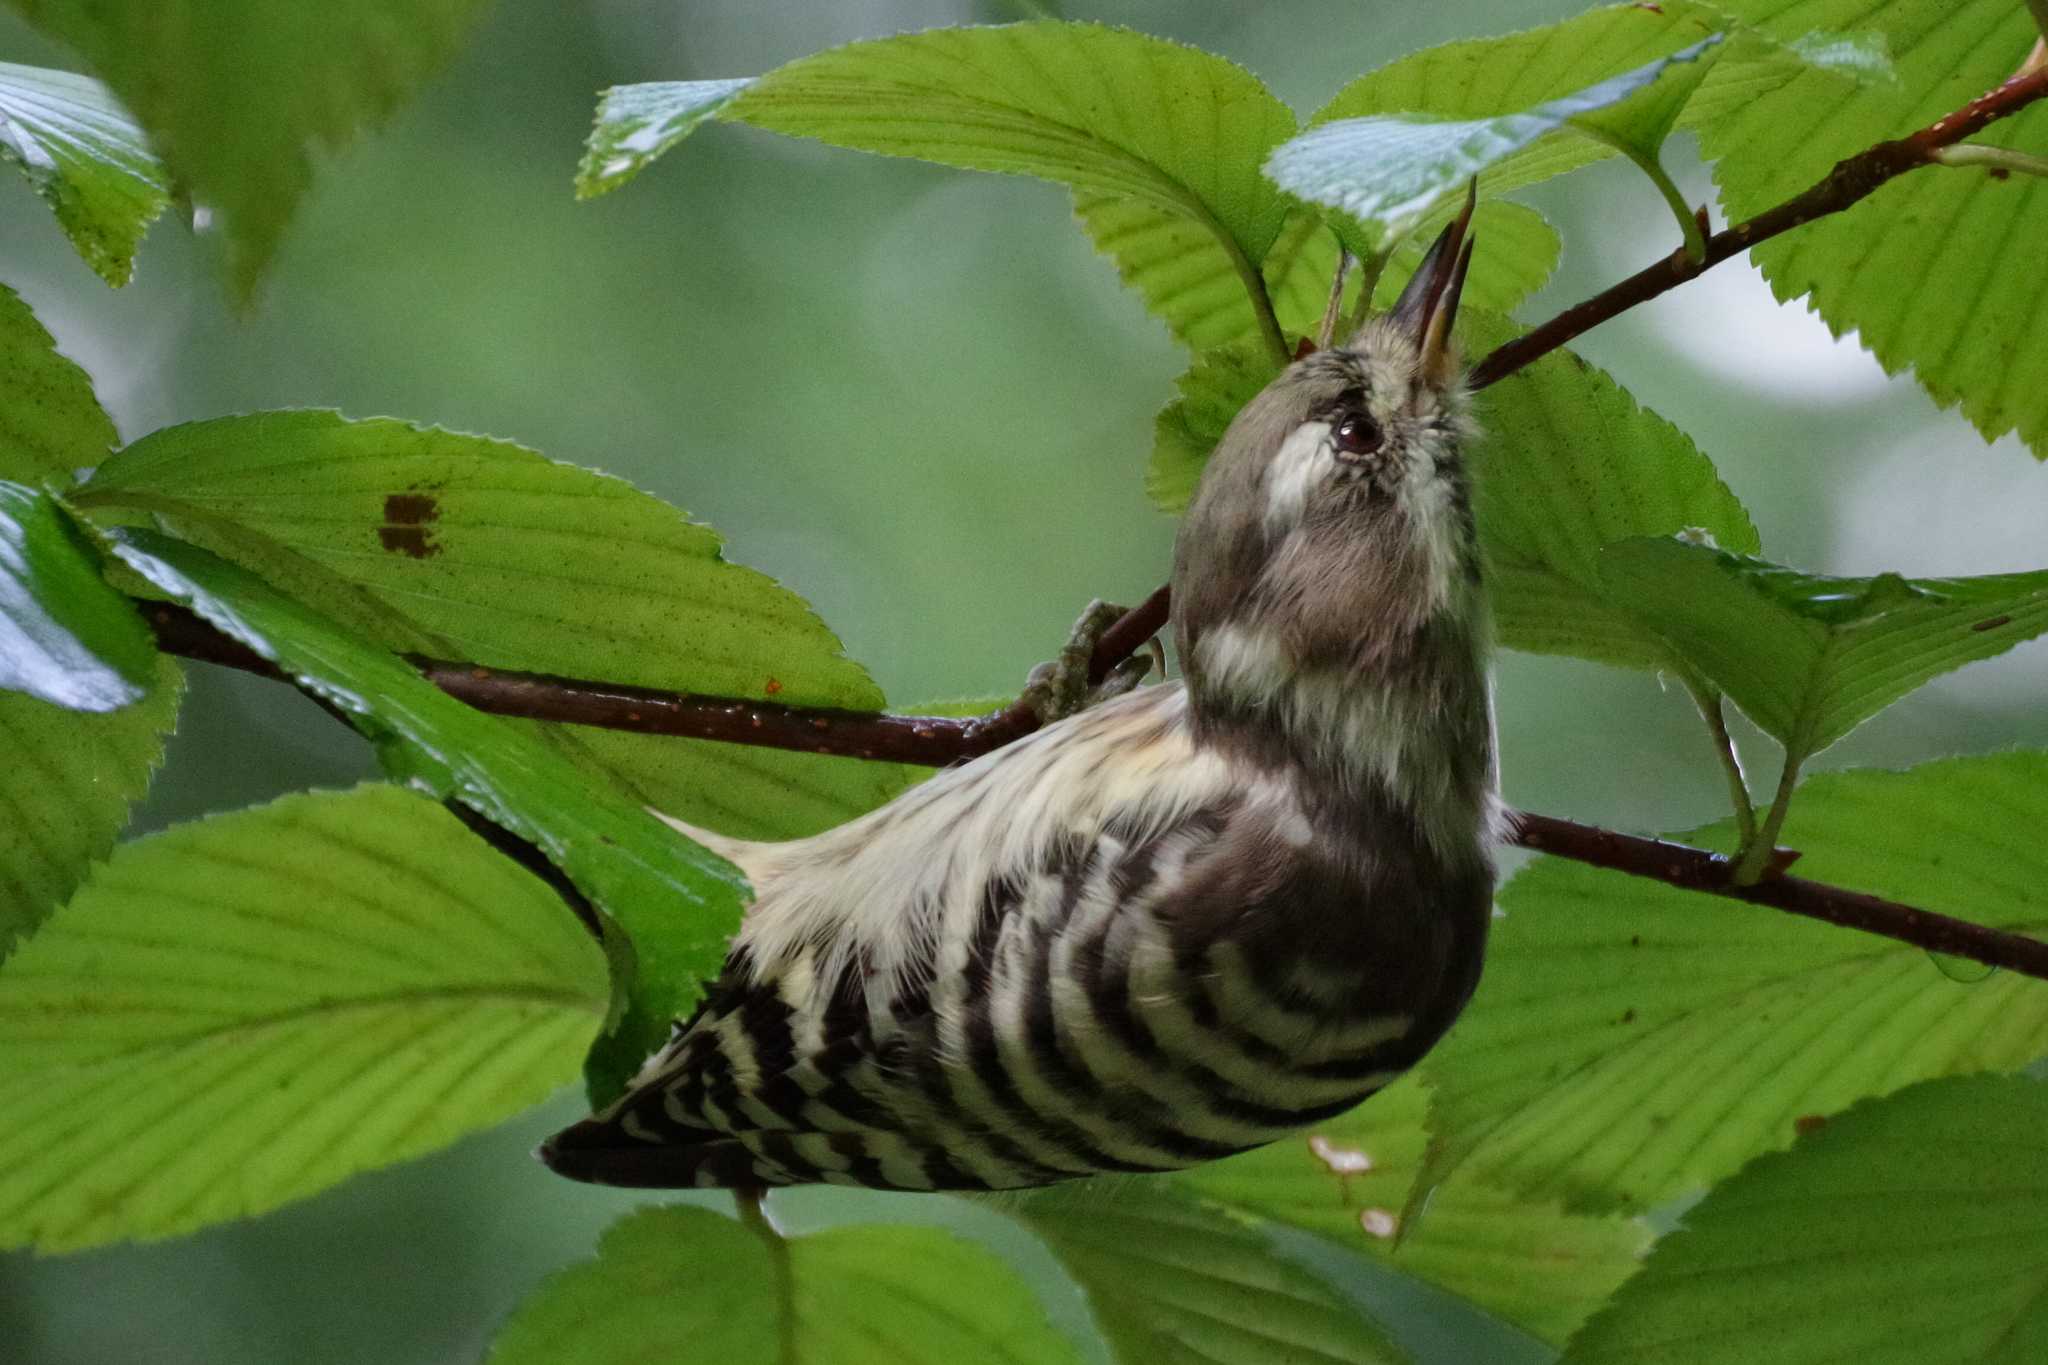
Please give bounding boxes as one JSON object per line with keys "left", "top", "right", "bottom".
{"left": 1469, "top": 61, "right": 2048, "bottom": 389}
{"left": 1510, "top": 811, "right": 2048, "bottom": 979}
{"left": 142, "top": 596, "right": 2048, "bottom": 985}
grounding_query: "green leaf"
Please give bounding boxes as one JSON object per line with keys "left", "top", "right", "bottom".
{"left": 108, "top": 532, "right": 748, "bottom": 1105}
{"left": 1687, "top": 0, "right": 2048, "bottom": 454}
{"left": 1177, "top": 1075, "right": 1651, "bottom": 1347}
{"left": 490, "top": 1205, "right": 1085, "bottom": 1365}
{"left": 1466, "top": 312, "right": 1761, "bottom": 668}
{"left": 0, "top": 653, "right": 179, "bottom": 958}
{"left": 593, "top": 22, "right": 1298, "bottom": 356}
{"left": 1079, "top": 192, "right": 1560, "bottom": 357}
{"left": 0, "top": 60, "right": 168, "bottom": 286}
{"left": 1299, "top": 6, "right": 1752, "bottom": 230}
{"left": 729, "top": 23, "right": 1297, "bottom": 263}
{"left": 1147, "top": 339, "right": 1283, "bottom": 514}
{"left": 576, "top": 78, "right": 753, "bottom": 198}
{"left": 1015, "top": 1180, "right": 1408, "bottom": 1365}
{"left": 1601, "top": 538, "right": 2048, "bottom": 763}
{"left": 7, "top": 0, "right": 495, "bottom": 300}
{"left": 1269, "top": 37, "right": 1720, "bottom": 249}
{"left": 1562, "top": 1075, "right": 2048, "bottom": 1364}
{"left": 0, "top": 280, "right": 117, "bottom": 484}
{"left": 1143, "top": 209, "right": 1565, "bottom": 513}
{"left": 76, "top": 409, "right": 891, "bottom": 839}
{"left": 0, "top": 784, "right": 608, "bottom": 1252}
{"left": 0, "top": 481, "right": 155, "bottom": 710}
{"left": 1420, "top": 751, "right": 2048, "bottom": 1217}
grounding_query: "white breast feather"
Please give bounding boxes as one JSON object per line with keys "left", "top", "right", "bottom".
{"left": 658, "top": 684, "right": 1236, "bottom": 994}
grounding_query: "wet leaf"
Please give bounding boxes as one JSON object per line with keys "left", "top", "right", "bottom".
{"left": 1270, "top": 38, "right": 1720, "bottom": 249}
{"left": 0, "top": 481, "right": 155, "bottom": 711}
{"left": 0, "top": 60, "right": 168, "bottom": 285}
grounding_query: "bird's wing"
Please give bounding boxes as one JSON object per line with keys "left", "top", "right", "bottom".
{"left": 543, "top": 683, "right": 1244, "bottom": 1191}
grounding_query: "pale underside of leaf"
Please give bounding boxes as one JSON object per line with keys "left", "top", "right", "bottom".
{"left": 1463, "top": 311, "right": 1760, "bottom": 669}
{"left": 108, "top": 532, "right": 747, "bottom": 1105}
{"left": 488, "top": 1204, "right": 1084, "bottom": 1365}
{"left": 0, "top": 784, "right": 607, "bottom": 1251}
{"left": 1688, "top": 0, "right": 2048, "bottom": 453}
{"left": 1600, "top": 538, "right": 2048, "bottom": 761}
{"left": 1561, "top": 1075, "right": 2048, "bottom": 1364}
{"left": 1421, "top": 751, "right": 2048, "bottom": 1218}
{"left": 1015, "top": 1180, "right": 1408, "bottom": 1364}
{"left": 1176, "top": 1074, "right": 1651, "bottom": 1347}
{"left": 0, "top": 653, "right": 180, "bottom": 959}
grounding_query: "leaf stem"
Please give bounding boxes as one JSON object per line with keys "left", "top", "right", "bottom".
{"left": 1932, "top": 143, "right": 2048, "bottom": 180}
{"left": 736, "top": 1190, "right": 798, "bottom": 1365}
{"left": 1628, "top": 143, "right": 1708, "bottom": 263}
{"left": 1238, "top": 242, "right": 1292, "bottom": 366}
{"left": 1733, "top": 752, "right": 1803, "bottom": 886}
{"left": 1341, "top": 245, "right": 1391, "bottom": 338}
{"left": 1687, "top": 681, "right": 1756, "bottom": 846}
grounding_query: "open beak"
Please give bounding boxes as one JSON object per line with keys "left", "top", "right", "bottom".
{"left": 1387, "top": 181, "right": 1477, "bottom": 386}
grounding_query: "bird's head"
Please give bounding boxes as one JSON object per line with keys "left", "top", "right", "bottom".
{"left": 1172, "top": 199, "right": 1490, "bottom": 799}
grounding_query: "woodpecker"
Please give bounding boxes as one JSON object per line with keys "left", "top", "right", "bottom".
{"left": 543, "top": 200, "right": 1494, "bottom": 1193}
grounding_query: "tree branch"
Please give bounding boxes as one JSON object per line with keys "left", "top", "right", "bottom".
{"left": 141, "top": 596, "right": 2048, "bottom": 986}
{"left": 1510, "top": 812, "right": 2048, "bottom": 980}
{"left": 1469, "top": 61, "right": 2048, "bottom": 389}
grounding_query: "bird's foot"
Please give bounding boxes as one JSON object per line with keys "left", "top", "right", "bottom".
{"left": 1021, "top": 598, "right": 1156, "bottom": 725}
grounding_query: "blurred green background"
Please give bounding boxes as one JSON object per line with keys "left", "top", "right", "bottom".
{"left": 4, "top": 1, "right": 2045, "bottom": 1360}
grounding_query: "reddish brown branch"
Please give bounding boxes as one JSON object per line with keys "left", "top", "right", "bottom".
{"left": 1511, "top": 812, "right": 2048, "bottom": 978}
{"left": 144, "top": 597, "right": 2048, "bottom": 985}
{"left": 1470, "top": 62, "right": 2048, "bottom": 389}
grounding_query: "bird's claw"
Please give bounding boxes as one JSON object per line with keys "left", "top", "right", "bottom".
{"left": 1021, "top": 599, "right": 1156, "bottom": 725}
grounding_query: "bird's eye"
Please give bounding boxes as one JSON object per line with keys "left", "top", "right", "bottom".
{"left": 1331, "top": 412, "right": 1383, "bottom": 460}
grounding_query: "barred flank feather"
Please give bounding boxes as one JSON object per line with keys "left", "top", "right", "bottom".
{"left": 542, "top": 683, "right": 1491, "bottom": 1192}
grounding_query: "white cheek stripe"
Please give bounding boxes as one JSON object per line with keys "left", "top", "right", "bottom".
{"left": 1263, "top": 422, "right": 1332, "bottom": 537}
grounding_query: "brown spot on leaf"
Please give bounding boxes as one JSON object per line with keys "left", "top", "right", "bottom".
{"left": 1619, "top": 1008, "right": 1637, "bottom": 1024}
{"left": 1795, "top": 1114, "right": 1828, "bottom": 1137}
{"left": 1972, "top": 614, "right": 2013, "bottom": 632}
{"left": 764, "top": 677, "right": 784, "bottom": 695}
{"left": 379, "top": 492, "right": 442, "bottom": 558}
